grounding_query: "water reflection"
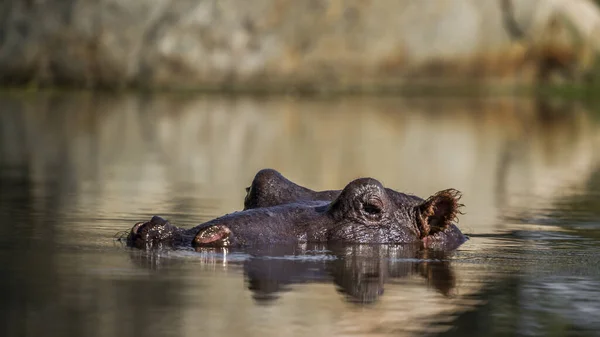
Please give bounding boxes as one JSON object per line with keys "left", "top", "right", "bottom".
{"left": 436, "top": 230, "right": 600, "bottom": 337}
{"left": 1, "top": 92, "right": 600, "bottom": 337}
{"left": 129, "top": 244, "right": 456, "bottom": 305}
{"left": 327, "top": 245, "right": 455, "bottom": 302}
{"left": 1, "top": 93, "right": 599, "bottom": 235}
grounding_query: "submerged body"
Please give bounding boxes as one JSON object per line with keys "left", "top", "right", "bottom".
{"left": 128, "top": 169, "right": 467, "bottom": 250}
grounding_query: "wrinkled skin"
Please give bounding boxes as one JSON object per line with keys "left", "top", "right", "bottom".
{"left": 243, "top": 168, "right": 423, "bottom": 210}
{"left": 242, "top": 169, "right": 466, "bottom": 249}
{"left": 243, "top": 169, "right": 340, "bottom": 210}
{"left": 127, "top": 169, "right": 467, "bottom": 249}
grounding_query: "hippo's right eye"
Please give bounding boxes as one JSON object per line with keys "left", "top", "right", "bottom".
{"left": 360, "top": 195, "right": 385, "bottom": 221}
{"left": 363, "top": 204, "right": 381, "bottom": 215}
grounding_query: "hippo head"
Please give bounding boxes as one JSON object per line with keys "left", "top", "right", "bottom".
{"left": 127, "top": 171, "right": 466, "bottom": 250}
{"left": 241, "top": 169, "right": 465, "bottom": 247}
{"left": 189, "top": 177, "right": 465, "bottom": 248}
{"left": 325, "top": 178, "right": 463, "bottom": 244}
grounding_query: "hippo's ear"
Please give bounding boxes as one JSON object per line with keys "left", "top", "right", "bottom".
{"left": 417, "top": 189, "right": 463, "bottom": 238}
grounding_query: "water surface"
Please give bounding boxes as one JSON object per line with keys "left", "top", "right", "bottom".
{"left": 1, "top": 93, "right": 600, "bottom": 337}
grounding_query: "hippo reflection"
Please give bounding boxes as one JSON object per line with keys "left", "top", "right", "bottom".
{"left": 129, "top": 243, "right": 456, "bottom": 304}
{"left": 127, "top": 169, "right": 467, "bottom": 249}
{"left": 243, "top": 244, "right": 456, "bottom": 304}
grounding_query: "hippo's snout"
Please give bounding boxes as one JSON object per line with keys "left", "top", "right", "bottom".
{"left": 127, "top": 216, "right": 179, "bottom": 248}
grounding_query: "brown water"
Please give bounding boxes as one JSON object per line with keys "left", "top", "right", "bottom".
{"left": 1, "top": 93, "right": 600, "bottom": 337}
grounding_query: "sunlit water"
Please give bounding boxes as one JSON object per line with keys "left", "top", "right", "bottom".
{"left": 1, "top": 93, "right": 600, "bottom": 337}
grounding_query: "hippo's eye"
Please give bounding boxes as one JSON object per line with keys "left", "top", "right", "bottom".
{"left": 356, "top": 195, "right": 384, "bottom": 221}
{"left": 363, "top": 204, "right": 381, "bottom": 215}
{"left": 362, "top": 197, "right": 384, "bottom": 220}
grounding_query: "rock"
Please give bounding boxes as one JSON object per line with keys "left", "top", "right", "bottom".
{"left": 0, "top": 0, "right": 599, "bottom": 90}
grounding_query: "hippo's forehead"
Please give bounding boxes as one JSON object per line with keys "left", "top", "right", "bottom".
{"left": 385, "top": 189, "right": 424, "bottom": 207}
{"left": 350, "top": 183, "right": 383, "bottom": 198}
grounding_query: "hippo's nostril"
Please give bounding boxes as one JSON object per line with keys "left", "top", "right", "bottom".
{"left": 194, "top": 225, "right": 232, "bottom": 247}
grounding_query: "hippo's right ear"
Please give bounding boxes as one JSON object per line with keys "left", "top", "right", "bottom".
{"left": 416, "top": 189, "right": 463, "bottom": 238}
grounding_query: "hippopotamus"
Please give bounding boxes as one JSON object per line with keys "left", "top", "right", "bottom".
{"left": 127, "top": 169, "right": 467, "bottom": 249}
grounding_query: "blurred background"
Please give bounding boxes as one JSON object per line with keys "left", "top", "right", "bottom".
{"left": 2, "top": 0, "right": 600, "bottom": 90}
{"left": 2, "top": 1, "right": 600, "bottom": 337}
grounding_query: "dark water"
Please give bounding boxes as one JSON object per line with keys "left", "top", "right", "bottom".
{"left": 1, "top": 93, "right": 600, "bottom": 337}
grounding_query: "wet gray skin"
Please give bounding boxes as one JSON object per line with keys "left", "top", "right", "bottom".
{"left": 242, "top": 169, "right": 341, "bottom": 210}
{"left": 128, "top": 169, "right": 466, "bottom": 249}
{"left": 242, "top": 169, "right": 466, "bottom": 249}
{"left": 243, "top": 168, "right": 423, "bottom": 210}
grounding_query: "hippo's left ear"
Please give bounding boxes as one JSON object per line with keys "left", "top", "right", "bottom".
{"left": 416, "top": 189, "right": 463, "bottom": 238}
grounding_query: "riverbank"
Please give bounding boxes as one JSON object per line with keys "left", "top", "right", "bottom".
{"left": 2, "top": 0, "right": 600, "bottom": 91}
{"left": 3, "top": 82, "right": 600, "bottom": 105}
